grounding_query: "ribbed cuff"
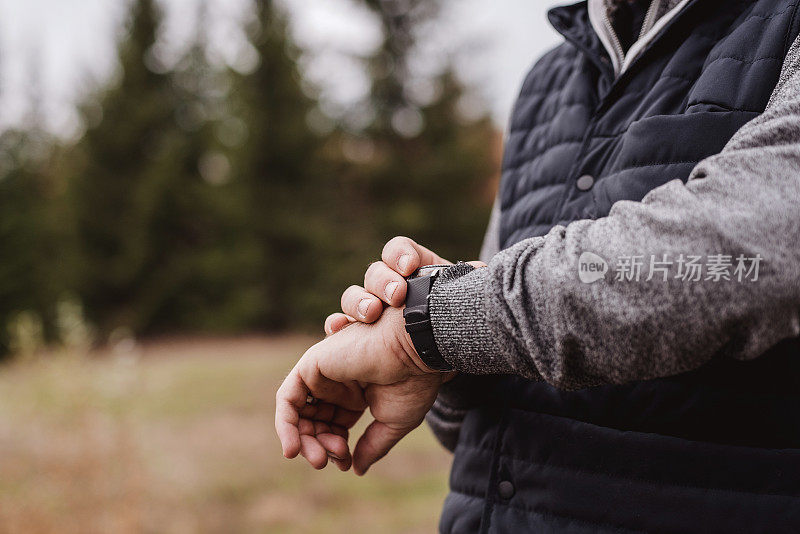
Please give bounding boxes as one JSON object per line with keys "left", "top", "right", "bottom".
{"left": 428, "top": 264, "right": 515, "bottom": 375}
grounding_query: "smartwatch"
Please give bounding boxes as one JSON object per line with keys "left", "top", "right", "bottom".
{"left": 403, "top": 265, "right": 454, "bottom": 372}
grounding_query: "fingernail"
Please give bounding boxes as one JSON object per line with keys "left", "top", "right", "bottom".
{"left": 357, "top": 298, "right": 371, "bottom": 318}
{"left": 328, "top": 452, "right": 344, "bottom": 461}
{"left": 385, "top": 281, "right": 399, "bottom": 301}
{"left": 397, "top": 254, "right": 410, "bottom": 273}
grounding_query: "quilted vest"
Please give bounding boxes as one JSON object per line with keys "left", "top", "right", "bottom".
{"left": 440, "top": 1, "right": 800, "bottom": 532}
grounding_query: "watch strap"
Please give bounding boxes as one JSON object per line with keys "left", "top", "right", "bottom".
{"left": 403, "top": 272, "right": 453, "bottom": 372}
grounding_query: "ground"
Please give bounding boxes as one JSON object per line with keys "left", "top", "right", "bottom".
{"left": 0, "top": 336, "right": 452, "bottom": 533}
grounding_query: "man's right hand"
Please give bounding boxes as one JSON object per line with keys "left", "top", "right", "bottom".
{"left": 309, "top": 235, "right": 482, "bottom": 470}
{"left": 324, "top": 236, "right": 452, "bottom": 335}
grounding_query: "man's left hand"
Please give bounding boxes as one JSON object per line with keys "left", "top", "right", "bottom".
{"left": 274, "top": 307, "right": 449, "bottom": 475}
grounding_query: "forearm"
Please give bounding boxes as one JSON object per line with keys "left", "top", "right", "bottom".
{"left": 429, "top": 40, "right": 800, "bottom": 390}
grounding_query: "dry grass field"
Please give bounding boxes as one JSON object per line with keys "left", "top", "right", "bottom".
{"left": 0, "top": 336, "right": 452, "bottom": 534}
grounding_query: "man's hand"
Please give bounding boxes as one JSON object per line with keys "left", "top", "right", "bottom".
{"left": 275, "top": 306, "right": 448, "bottom": 475}
{"left": 276, "top": 236, "right": 483, "bottom": 474}
{"left": 325, "top": 236, "right": 452, "bottom": 335}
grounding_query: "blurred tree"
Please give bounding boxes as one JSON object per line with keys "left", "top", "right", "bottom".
{"left": 69, "top": 0, "right": 184, "bottom": 335}
{"left": 0, "top": 130, "right": 67, "bottom": 354}
{"left": 228, "top": 0, "right": 335, "bottom": 329}
{"left": 129, "top": 1, "right": 265, "bottom": 334}
{"left": 0, "top": 0, "right": 498, "bottom": 353}
{"left": 0, "top": 55, "right": 72, "bottom": 354}
{"left": 70, "top": 0, "right": 276, "bottom": 337}
{"left": 355, "top": 0, "right": 497, "bottom": 263}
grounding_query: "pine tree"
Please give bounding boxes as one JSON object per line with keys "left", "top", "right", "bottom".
{"left": 0, "top": 56, "right": 70, "bottom": 353}
{"left": 228, "top": 0, "right": 334, "bottom": 329}
{"left": 70, "top": 0, "right": 179, "bottom": 335}
{"left": 356, "top": 0, "right": 497, "bottom": 262}
{"left": 140, "top": 0, "right": 264, "bottom": 333}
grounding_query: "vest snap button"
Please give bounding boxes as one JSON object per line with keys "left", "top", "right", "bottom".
{"left": 576, "top": 174, "right": 594, "bottom": 191}
{"left": 497, "top": 480, "right": 515, "bottom": 499}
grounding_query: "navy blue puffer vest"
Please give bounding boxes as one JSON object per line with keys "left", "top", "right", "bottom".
{"left": 440, "top": 1, "right": 800, "bottom": 532}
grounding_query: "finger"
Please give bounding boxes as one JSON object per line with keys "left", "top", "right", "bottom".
{"left": 275, "top": 351, "right": 364, "bottom": 460}
{"left": 274, "top": 371, "right": 306, "bottom": 459}
{"left": 340, "top": 285, "right": 382, "bottom": 323}
{"left": 328, "top": 424, "right": 350, "bottom": 439}
{"left": 364, "top": 262, "right": 407, "bottom": 307}
{"left": 298, "top": 417, "right": 317, "bottom": 436}
{"left": 299, "top": 400, "right": 333, "bottom": 421}
{"left": 381, "top": 236, "right": 451, "bottom": 277}
{"left": 299, "top": 401, "right": 364, "bottom": 430}
{"left": 312, "top": 420, "right": 350, "bottom": 442}
{"left": 467, "top": 261, "right": 487, "bottom": 269}
{"left": 301, "top": 419, "right": 350, "bottom": 471}
{"left": 298, "top": 419, "right": 330, "bottom": 470}
{"left": 314, "top": 421, "right": 352, "bottom": 471}
{"left": 324, "top": 313, "right": 356, "bottom": 335}
{"left": 297, "top": 355, "right": 367, "bottom": 412}
{"left": 319, "top": 434, "right": 351, "bottom": 471}
{"left": 352, "top": 420, "right": 409, "bottom": 476}
{"left": 299, "top": 433, "right": 329, "bottom": 469}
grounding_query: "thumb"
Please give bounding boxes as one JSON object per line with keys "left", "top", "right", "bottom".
{"left": 352, "top": 420, "right": 410, "bottom": 476}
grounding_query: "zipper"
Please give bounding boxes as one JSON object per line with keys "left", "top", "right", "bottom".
{"left": 600, "top": 0, "right": 661, "bottom": 75}
{"left": 639, "top": 0, "right": 663, "bottom": 40}
{"left": 601, "top": 8, "right": 625, "bottom": 70}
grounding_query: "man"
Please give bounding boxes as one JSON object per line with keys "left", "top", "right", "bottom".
{"left": 276, "top": 0, "right": 800, "bottom": 531}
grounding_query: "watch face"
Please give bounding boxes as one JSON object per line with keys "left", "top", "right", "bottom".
{"left": 413, "top": 265, "right": 449, "bottom": 279}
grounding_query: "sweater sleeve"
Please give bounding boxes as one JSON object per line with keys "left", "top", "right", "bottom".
{"left": 428, "top": 35, "right": 800, "bottom": 391}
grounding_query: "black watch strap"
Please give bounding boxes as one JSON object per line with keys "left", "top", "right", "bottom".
{"left": 403, "top": 269, "right": 453, "bottom": 372}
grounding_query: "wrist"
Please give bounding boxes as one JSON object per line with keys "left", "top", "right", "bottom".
{"left": 395, "top": 307, "right": 441, "bottom": 375}
{"left": 402, "top": 266, "right": 458, "bottom": 373}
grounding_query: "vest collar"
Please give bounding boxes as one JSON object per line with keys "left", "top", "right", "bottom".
{"left": 548, "top": 2, "right": 613, "bottom": 78}
{"left": 549, "top": 0, "right": 703, "bottom": 79}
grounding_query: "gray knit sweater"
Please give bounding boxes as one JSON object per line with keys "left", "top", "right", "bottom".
{"left": 425, "top": 10, "right": 800, "bottom": 450}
